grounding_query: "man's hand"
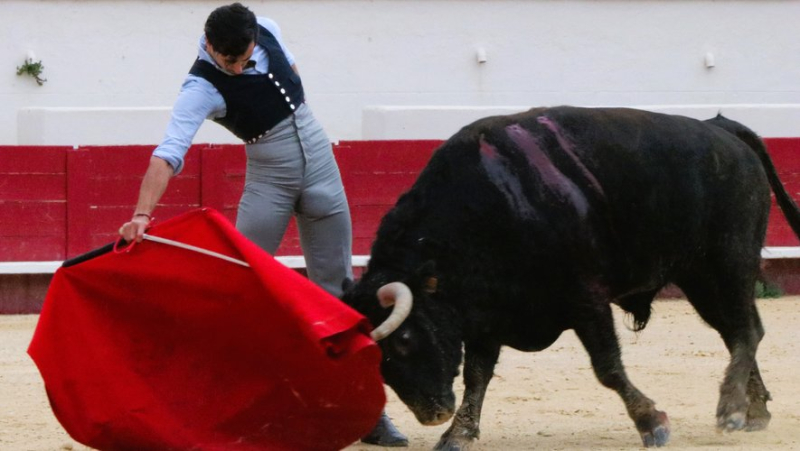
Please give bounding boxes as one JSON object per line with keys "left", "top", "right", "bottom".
{"left": 119, "top": 214, "right": 152, "bottom": 243}
{"left": 118, "top": 157, "right": 173, "bottom": 243}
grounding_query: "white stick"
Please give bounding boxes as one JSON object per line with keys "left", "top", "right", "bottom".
{"left": 142, "top": 234, "right": 250, "bottom": 268}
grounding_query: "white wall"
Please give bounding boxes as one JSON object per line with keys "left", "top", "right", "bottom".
{"left": 3, "top": 0, "right": 800, "bottom": 145}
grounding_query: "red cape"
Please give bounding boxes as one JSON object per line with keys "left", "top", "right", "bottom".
{"left": 28, "top": 208, "right": 385, "bottom": 450}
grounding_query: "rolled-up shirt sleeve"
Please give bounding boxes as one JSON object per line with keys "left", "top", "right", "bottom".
{"left": 153, "top": 75, "right": 225, "bottom": 175}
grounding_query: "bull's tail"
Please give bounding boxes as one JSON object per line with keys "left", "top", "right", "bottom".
{"left": 705, "top": 114, "right": 800, "bottom": 239}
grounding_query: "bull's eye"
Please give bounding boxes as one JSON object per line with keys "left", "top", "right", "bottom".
{"left": 391, "top": 329, "right": 413, "bottom": 357}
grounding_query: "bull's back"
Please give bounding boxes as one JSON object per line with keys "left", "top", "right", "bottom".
{"left": 428, "top": 106, "right": 771, "bottom": 291}
{"left": 557, "top": 108, "right": 767, "bottom": 232}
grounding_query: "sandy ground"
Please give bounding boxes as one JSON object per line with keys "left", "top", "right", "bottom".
{"left": 2, "top": 298, "right": 800, "bottom": 451}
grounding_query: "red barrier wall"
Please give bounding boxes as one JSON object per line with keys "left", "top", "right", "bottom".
{"left": 0, "top": 147, "right": 68, "bottom": 260}
{"left": 0, "top": 138, "right": 798, "bottom": 262}
{"left": 66, "top": 145, "right": 203, "bottom": 256}
{"left": 336, "top": 141, "right": 441, "bottom": 255}
{"left": 0, "top": 141, "right": 440, "bottom": 260}
{"left": 762, "top": 138, "right": 800, "bottom": 247}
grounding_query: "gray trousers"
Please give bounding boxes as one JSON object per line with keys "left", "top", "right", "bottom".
{"left": 236, "top": 104, "right": 353, "bottom": 297}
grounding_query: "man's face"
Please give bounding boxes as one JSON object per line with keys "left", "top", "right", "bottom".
{"left": 206, "top": 40, "right": 255, "bottom": 75}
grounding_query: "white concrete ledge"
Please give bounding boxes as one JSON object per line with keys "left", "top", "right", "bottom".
{"left": 16, "top": 107, "right": 237, "bottom": 146}
{"left": 760, "top": 247, "right": 800, "bottom": 259}
{"left": 362, "top": 106, "right": 529, "bottom": 140}
{"left": 275, "top": 255, "right": 370, "bottom": 269}
{"left": 0, "top": 261, "right": 62, "bottom": 274}
{"left": 3, "top": 250, "right": 799, "bottom": 275}
{"left": 0, "top": 255, "right": 371, "bottom": 274}
{"left": 362, "top": 104, "right": 800, "bottom": 140}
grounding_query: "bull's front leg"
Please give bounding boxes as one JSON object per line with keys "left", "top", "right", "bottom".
{"left": 573, "top": 303, "right": 670, "bottom": 447}
{"left": 434, "top": 341, "right": 501, "bottom": 451}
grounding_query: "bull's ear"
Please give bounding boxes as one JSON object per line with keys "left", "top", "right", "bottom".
{"left": 424, "top": 276, "right": 438, "bottom": 294}
{"left": 416, "top": 260, "right": 438, "bottom": 294}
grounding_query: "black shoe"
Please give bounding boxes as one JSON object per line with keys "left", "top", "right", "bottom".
{"left": 361, "top": 411, "right": 409, "bottom": 447}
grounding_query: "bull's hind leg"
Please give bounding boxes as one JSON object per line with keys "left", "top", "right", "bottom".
{"left": 745, "top": 360, "right": 772, "bottom": 431}
{"left": 573, "top": 302, "right": 670, "bottom": 447}
{"left": 678, "top": 274, "right": 771, "bottom": 432}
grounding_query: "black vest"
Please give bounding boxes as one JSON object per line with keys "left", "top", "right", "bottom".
{"left": 189, "top": 25, "right": 306, "bottom": 144}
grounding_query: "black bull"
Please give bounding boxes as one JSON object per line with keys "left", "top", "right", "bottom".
{"left": 342, "top": 106, "right": 800, "bottom": 449}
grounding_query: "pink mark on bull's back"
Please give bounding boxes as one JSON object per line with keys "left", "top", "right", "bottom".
{"left": 506, "top": 124, "right": 588, "bottom": 217}
{"left": 479, "top": 136, "right": 537, "bottom": 218}
{"left": 536, "top": 116, "right": 606, "bottom": 199}
{"left": 479, "top": 137, "right": 500, "bottom": 160}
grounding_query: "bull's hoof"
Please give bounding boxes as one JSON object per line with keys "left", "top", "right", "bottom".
{"left": 638, "top": 410, "right": 671, "bottom": 448}
{"left": 745, "top": 416, "right": 770, "bottom": 432}
{"left": 641, "top": 425, "right": 670, "bottom": 448}
{"left": 745, "top": 399, "right": 772, "bottom": 431}
{"left": 433, "top": 436, "right": 473, "bottom": 451}
{"left": 717, "top": 411, "right": 747, "bottom": 432}
{"left": 433, "top": 420, "right": 478, "bottom": 450}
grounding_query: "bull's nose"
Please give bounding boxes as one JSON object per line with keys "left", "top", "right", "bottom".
{"left": 435, "top": 411, "right": 453, "bottom": 424}
{"left": 422, "top": 409, "right": 453, "bottom": 426}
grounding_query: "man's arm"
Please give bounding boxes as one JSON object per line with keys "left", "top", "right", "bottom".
{"left": 117, "top": 75, "right": 223, "bottom": 242}
{"left": 118, "top": 157, "right": 174, "bottom": 242}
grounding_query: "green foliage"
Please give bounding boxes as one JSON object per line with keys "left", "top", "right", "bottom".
{"left": 754, "top": 279, "right": 782, "bottom": 299}
{"left": 16, "top": 58, "right": 47, "bottom": 86}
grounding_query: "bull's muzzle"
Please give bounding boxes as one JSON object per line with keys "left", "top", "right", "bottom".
{"left": 413, "top": 405, "right": 455, "bottom": 426}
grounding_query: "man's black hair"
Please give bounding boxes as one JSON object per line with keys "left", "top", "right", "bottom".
{"left": 205, "top": 3, "right": 259, "bottom": 57}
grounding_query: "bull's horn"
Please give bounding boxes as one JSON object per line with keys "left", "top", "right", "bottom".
{"left": 370, "top": 282, "right": 413, "bottom": 341}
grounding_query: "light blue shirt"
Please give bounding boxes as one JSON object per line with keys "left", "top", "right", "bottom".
{"left": 153, "top": 17, "right": 296, "bottom": 175}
